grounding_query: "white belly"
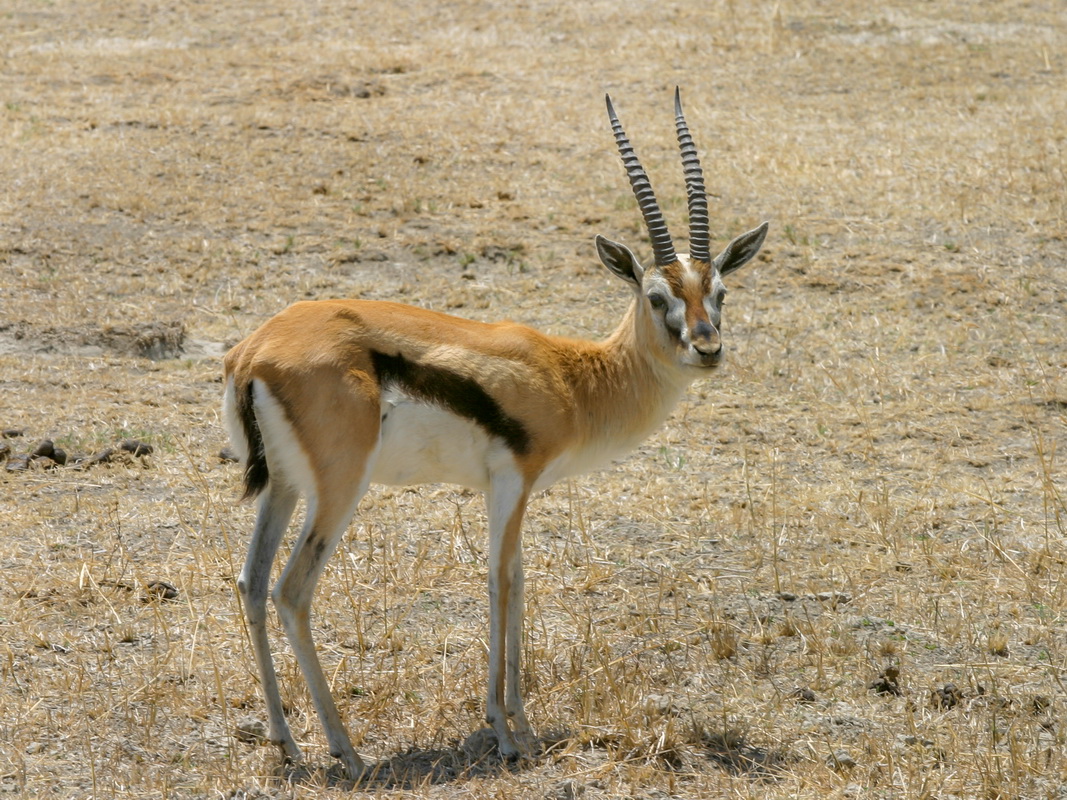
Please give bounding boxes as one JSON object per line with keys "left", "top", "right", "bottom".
{"left": 531, "top": 436, "right": 639, "bottom": 493}
{"left": 370, "top": 398, "right": 494, "bottom": 491}
{"left": 369, "top": 396, "right": 657, "bottom": 495}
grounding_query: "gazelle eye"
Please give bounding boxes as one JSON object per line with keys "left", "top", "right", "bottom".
{"left": 648, "top": 293, "right": 667, "bottom": 311}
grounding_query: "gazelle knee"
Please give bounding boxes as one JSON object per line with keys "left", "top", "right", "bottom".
{"left": 271, "top": 575, "right": 312, "bottom": 628}
{"left": 238, "top": 568, "right": 273, "bottom": 605}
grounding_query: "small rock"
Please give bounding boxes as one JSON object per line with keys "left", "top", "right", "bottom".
{"left": 778, "top": 591, "right": 797, "bottom": 602}
{"left": 1, "top": 428, "right": 23, "bottom": 438}
{"left": 931, "top": 683, "right": 961, "bottom": 710}
{"left": 548, "top": 779, "right": 585, "bottom": 800}
{"left": 644, "top": 693, "right": 675, "bottom": 716}
{"left": 435, "top": 639, "right": 469, "bottom": 656}
{"left": 121, "top": 439, "right": 153, "bottom": 457}
{"left": 234, "top": 715, "right": 268, "bottom": 745}
{"left": 5, "top": 454, "right": 30, "bottom": 472}
{"left": 902, "top": 735, "right": 935, "bottom": 749}
{"left": 827, "top": 749, "right": 857, "bottom": 771}
{"left": 51, "top": 448, "right": 68, "bottom": 466}
{"left": 790, "top": 686, "right": 817, "bottom": 703}
{"left": 816, "top": 591, "right": 851, "bottom": 607}
{"left": 902, "top": 735, "right": 947, "bottom": 762}
{"left": 143, "top": 580, "right": 179, "bottom": 602}
{"left": 869, "top": 667, "right": 902, "bottom": 696}
{"left": 1032, "top": 694, "right": 1052, "bottom": 714}
{"left": 32, "top": 439, "right": 55, "bottom": 459}
{"left": 83, "top": 447, "right": 116, "bottom": 466}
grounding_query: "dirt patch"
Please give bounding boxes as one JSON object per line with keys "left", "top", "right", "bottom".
{"left": 0, "top": 320, "right": 186, "bottom": 359}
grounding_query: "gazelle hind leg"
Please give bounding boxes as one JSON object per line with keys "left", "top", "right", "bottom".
{"left": 237, "top": 483, "right": 301, "bottom": 762}
{"left": 273, "top": 478, "right": 372, "bottom": 780}
{"left": 486, "top": 470, "right": 532, "bottom": 758}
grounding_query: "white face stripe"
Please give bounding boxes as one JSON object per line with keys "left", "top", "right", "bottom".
{"left": 643, "top": 254, "right": 725, "bottom": 352}
{"left": 706, "top": 271, "right": 727, "bottom": 327}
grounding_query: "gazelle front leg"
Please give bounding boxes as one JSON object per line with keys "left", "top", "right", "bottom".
{"left": 505, "top": 546, "right": 535, "bottom": 752}
{"left": 486, "top": 470, "right": 533, "bottom": 759}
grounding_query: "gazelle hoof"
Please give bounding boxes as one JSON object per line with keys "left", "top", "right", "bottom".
{"left": 333, "top": 750, "right": 367, "bottom": 782}
{"left": 276, "top": 738, "right": 303, "bottom": 765}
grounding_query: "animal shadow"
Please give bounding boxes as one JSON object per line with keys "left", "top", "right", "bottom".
{"left": 275, "top": 728, "right": 540, "bottom": 791}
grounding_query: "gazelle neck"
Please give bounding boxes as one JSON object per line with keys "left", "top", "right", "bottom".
{"left": 562, "top": 299, "right": 695, "bottom": 457}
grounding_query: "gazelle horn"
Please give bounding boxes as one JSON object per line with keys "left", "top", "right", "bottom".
{"left": 674, "top": 87, "right": 711, "bottom": 264}
{"left": 605, "top": 94, "right": 678, "bottom": 267}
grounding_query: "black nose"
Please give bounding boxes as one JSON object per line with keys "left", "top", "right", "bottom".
{"left": 692, "top": 320, "right": 714, "bottom": 339}
{"left": 692, "top": 321, "right": 720, "bottom": 354}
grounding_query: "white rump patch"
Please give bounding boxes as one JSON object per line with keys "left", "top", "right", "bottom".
{"left": 251, "top": 379, "right": 317, "bottom": 497}
{"left": 222, "top": 376, "right": 249, "bottom": 464}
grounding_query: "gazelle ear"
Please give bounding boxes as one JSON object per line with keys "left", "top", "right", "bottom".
{"left": 715, "top": 221, "right": 769, "bottom": 277}
{"left": 596, "top": 235, "right": 645, "bottom": 287}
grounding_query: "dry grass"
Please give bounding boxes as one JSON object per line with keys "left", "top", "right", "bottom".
{"left": 2, "top": 0, "right": 1066, "bottom": 797}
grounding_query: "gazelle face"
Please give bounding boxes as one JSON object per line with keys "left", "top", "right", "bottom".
{"left": 595, "top": 221, "right": 769, "bottom": 372}
{"left": 644, "top": 255, "right": 726, "bottom": 369}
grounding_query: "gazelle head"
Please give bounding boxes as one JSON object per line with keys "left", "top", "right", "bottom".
{"left": 596, "top": 88, "right": 769, "bottom": 370}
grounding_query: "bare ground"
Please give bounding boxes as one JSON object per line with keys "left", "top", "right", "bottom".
{"left": 1, "top": 1, "right": 1066, "bottom": 798}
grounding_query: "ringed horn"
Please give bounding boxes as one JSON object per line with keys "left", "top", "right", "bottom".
{"left": 604, "top": 87, "right": 713, "bottom": 266}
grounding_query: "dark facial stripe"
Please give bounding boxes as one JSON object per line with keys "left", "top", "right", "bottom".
{"left": 659, "top": 263, "right": 686, "bottom": 298}
{"left": 370, "top": 350, "right": 531, "bottom": 456}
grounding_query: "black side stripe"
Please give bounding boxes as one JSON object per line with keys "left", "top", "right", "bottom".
{"left": 370, "top": 349, "right": 531, "bottom": 456}
{"left": 238, "top": 379, "right": 270, "bottom": 500}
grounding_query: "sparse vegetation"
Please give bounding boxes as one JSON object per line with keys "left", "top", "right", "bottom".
{"left": 1, "top": 1, "right": 1065, "bottom": 798}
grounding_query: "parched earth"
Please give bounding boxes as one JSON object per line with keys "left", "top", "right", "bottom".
{"left": 1, "top": 1, "right": 1066, "bottom": 798}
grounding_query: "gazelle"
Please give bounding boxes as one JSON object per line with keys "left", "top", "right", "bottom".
{"left": 223, "top": 88, "right": 768, "bottom": 778}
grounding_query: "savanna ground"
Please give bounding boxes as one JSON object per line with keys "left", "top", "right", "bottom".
{"left": 2, "top": 1, "right": 1065, "bottom": 797}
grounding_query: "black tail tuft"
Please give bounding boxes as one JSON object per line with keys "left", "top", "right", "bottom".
{"left": 237, "top": 380, "right": 270, "bottom": 500}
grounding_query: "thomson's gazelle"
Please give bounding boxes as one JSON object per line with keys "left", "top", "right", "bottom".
{"left": 223, "top": 89, "right": 768, "bottom": 778}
